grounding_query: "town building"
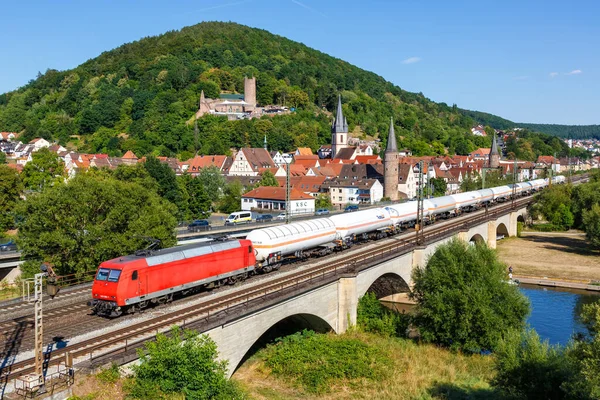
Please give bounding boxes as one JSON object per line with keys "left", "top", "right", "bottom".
{"left": 195, "top": 76, "right": 258, "bottom": 120}
{"left": 228, "top": 148, "right": 275, "bottom": 176}
{"left": 397, "top": 163, "right": 416, "bottom": 199}
{"left": 241, "top": 186, "right": 315, "bottom": 215}
{"left": 322, "top": 179, "right": 383, "bottom": 207}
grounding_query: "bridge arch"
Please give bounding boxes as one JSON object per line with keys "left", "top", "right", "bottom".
{"left": 470, "top": 233, "right": 485, "bottom": 243}
{"left": 496, "top": 222, "right": 509, "bottom": 238}
{"left": 362, "top": 272, "right": 410, "bottom": 300}
{"left": 230, "top": 313, "right": 333, "bottom": 375}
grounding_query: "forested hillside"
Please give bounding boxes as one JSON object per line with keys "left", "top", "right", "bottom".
{"left": 0, "top": 22, "right": 578, "bottom": 160}
{"left": 461, "top": 110, "right": 600, "bottom": 139}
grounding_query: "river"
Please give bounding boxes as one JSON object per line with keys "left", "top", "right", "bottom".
{"left": 520, "top": 284, "right": 600, "bottom": 345}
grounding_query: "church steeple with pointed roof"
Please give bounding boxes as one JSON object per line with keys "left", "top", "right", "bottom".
{"left": 331, "top": 94, "right": 349, "bottom": 158}
{"left": 384, "top": 117, "right": 399, "bottom": 200}
{"left": 489, "top": 131, "right": 500, "bottom": 168}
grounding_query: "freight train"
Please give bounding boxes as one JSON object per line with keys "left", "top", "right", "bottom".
{"left": 90, "top": 176, "right": 564, "bottom": 316}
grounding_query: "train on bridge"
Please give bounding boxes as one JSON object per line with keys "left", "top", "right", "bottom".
{"left": 89, "top": 176, "right": 565, "bottom": 316}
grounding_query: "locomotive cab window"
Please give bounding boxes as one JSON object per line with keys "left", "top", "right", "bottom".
{"left": 107, "top": 269, "right": 122, "bottom": 282}
{"left": 132, "top": 270, "right": 138, "bottom": 280}
{"left": 96, "top": 268, "right": 110, "bottom": 281}
{"left": 248, "top": 246, "right": 252, "bottom": 254}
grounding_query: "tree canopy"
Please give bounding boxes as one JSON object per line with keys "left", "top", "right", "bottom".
{"left": 0, "top": 165, "right": 23, "bottom": 231}
{"left": 17, "top": 173, "right": 177, "bottom": 276}
{"left": 411, "top": 239, "right": 530, "bottom": 353}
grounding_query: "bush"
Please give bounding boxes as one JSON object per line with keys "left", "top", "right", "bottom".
{"left": 262, "top": 329, "right": 390, "bottom": 394}
{"left": 493, "top": 329, "right": 573, "bottom": 399}
{"left": 97, "top": 363, "right": 120, "bottom": 384}
{"left": 411, "top": 239, "right": 530, "bottom": 353}
{"left": 517, "top": 221, "right": 523, "bottom": 237}
{"left": 128, "top": 326, "right": 243, "bottom": 400}
{"left": 357, "top": 292, "right": 410, "bottom": 337}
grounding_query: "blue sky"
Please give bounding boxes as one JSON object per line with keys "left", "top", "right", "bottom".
{"left": 1, "top": 0, "right": 598, "bottom": 125}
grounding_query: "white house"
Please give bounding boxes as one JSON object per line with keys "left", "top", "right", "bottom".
{"left": 322, "top": 179, "right": 383, "bottom": 207}
{"left": 241, "top": 186, "right": 315, "bottom": 215}
{"left": 270, "top": 151, "right": 288, "bottom": 167}
{"left": 228, "top": 148, "right": 275, "bottom": 176}
{"left": 29, "top": 138, "right": 51, "bottom": 151}
{"left": 398, "top": 164, "right": 417, "bottom": 199}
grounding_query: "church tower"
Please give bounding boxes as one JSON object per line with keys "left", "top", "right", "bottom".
{"left": 489, "top": 131, "right": 500, "bottom": 169}
{"left": 384, "top": 117, "right": 399, "bottom": 200}
{"left": 331, "top": 94, "right": 349, "bottom": 158}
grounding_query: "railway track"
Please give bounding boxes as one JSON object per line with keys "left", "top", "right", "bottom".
{"left": 0, "top": 197, "right": 533, "bottom": 384}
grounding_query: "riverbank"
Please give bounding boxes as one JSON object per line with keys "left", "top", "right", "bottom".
{"left": 233, "top": 331, "right": 499, "bottom": 400}
{"left": 496, "top": 230, "right": 600, "bottom": 283}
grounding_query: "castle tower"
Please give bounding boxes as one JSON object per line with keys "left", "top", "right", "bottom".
{"left": 244, "top": 76, "right": 256, "bottom": 111}
{"left": 195, "top": 90, "right": 212, "bottom": 118}
{"left": 331, "top": 94, "right": 349, "bottom": 158}
{"left": 489, "top": 131, "right": 500, "bottom": 169}
{"left": 384, "top": 117, "right": 399, "bottom": 201}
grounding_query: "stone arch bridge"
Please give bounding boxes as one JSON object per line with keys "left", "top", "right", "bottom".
{"left": 203, "top": 205, "right": 527, "bottom": 376}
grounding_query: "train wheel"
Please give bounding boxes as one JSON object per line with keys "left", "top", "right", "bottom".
{"left": 272, "top": 264, "right": 281, "bottom": 271}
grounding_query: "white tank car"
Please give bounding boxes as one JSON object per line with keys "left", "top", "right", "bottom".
{"left": 491, "top": 185, "right": 512, "bottom": 201}
{"left": 553, "top": 175, "right": 566, "bottom": 184}
{"left": 516, "top": 182, "right": 533, "bottom": 194}
{"left": 329, "top": 207, "right": 393, "bottom": 239}
{"left": 451, "top": 191, "right": 481, "bottom": 210}
{"left": 426, "top": 195, "right": 457, "bottom": 217}
{"left": 385, "top": 201, "right": 419, "bottom": 225}
{"left": 529, "top": 179, "right": 546, "bottom": 191}
{"left": 476, "top": 188, "right": 494, "bottom": 203}
{"left": 247, "top": 218, "right": 337, "bottom": 262}
{"left": 509, "top": 183, "right": 524, "bottom": 196}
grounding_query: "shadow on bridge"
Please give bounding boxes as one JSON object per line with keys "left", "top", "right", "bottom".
{"left": 233, "top": 313, "right": 333, "bottom": 375}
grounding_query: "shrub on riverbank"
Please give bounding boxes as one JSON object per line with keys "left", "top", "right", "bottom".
{"left": 357, "top": 291, "right": 410, "bottom": 337}
{"left": 261, "top": 329, "right": 391, "bottom": 394}
{"left": 411, "top": 239, "right": 530, "bottom": 353}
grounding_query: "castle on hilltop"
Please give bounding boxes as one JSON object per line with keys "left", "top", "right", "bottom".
{"left": 195, "top": 76, "right": 257, "bottom": 120}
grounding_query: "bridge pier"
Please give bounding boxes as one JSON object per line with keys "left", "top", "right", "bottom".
{"left": 412, "top": 247, "right": 427, "bottom": 268}
{"left": 337, "top": 276, "right": 358, "bottom": 333}
{"left": 509, "top": 212, "right": 519, "bottom": 237}
{"left": 487, "top": 221, "right": 497, "bottom": 249}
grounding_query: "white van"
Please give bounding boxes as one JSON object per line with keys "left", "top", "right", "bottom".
{"left": 225, "top": 211, "right": 252, "bottom": 226}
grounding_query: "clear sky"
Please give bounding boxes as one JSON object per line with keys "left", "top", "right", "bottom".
{"left": 1, "top": 0, "right": 598, "bottom": 125}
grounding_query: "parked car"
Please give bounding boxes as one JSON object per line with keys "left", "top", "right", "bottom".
{"left": 315, "top": 208, "right": 330, "bottom": 216}
{"left": 344, "top": 205, "right": 359, "bottom": 212}
{"left": 275, "top": 213, "right": 286, "bottom": 220}
{"left": 225, "top": 211, "right": 252, "bottom": 226}
{"left": 256, "top": 214, "right": 273, "bottom": 223}
{"left": 187, "top": 219, "right": 211, "bottom": 232}
{"left": 0, "top": 240, "right": 17, "bottom": 252}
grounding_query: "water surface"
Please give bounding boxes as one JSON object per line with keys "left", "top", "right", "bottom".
{"left": 520, "top": 284, "right": 600, "bottom": 345}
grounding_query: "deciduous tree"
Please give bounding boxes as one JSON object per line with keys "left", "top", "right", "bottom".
{"left": 411, "top": 239, "right": 529, "bottom": 353}
{"left": 0, "top": 165, "right": 23, "bottom": 231}
{"left": 21, "top": 148, "right": 65, "bottom": 191}
{"left": 17, "top": 174, "right": 177, "bottom": 276}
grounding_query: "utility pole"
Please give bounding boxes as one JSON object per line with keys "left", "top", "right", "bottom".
{"left": 285, "top": 160, "right": 290, "bottom": 224}
{"left": 511, "top": 157, "right": 518, "bottom": 209}
{"left": 416, "top": 161, "right": 425, "bottom": 245}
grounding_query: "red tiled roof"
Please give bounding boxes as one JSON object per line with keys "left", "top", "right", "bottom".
{"left": 296, "top": 147, "right": 313, "bottom": 156}
{"left": 122, "top": 150, "right": 138, "bottom": 160}
{"left": 354, "top": 155, "right": 381, "bottom": 164}
{"left": 184, "top": 155, "right": 227, "bottom": 171}
{"left": 242, "top": 186, "right": 314, "bottom": 201}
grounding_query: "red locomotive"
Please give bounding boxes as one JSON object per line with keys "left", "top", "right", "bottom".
{"left": 89, "top": 239, "right": 256, "bottom": 317}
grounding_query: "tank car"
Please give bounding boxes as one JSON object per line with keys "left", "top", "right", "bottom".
{"left": 329, "top": 207, "right": 393, "bottom": 241}
{"left": 476, "top": 188, "right": 494, "bottom": 204}
{"left": 553, "top": 175, "right": 566, "bottom": 184}
{"left": 490, "top": 185, "right": 512, "bottom": 202}
{"left": 89, "top": 239, "right": 255, "bottom": 317}
{"left": 246, "top": 218, "right": 337, "bottom": 269}
{"left": 426, "top": 195, "right": 457, "bottom": 219}
{"left": 451, "top": 191, "right": 481, "bottom": 212}
{"left": 385, "top": 201, "right": 419, "bottom": 227}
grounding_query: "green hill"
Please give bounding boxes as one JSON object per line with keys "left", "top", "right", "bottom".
{"left": 0, "top": 22, "right": 576, "bottom": 159}
{"left": 461, "top": 110, "right": 600, "bottom": 139}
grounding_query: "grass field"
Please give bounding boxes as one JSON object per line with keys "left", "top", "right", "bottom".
{"left": 496, "top": 230, "right": 600, "bottom": 282}
{"left": 233, "top": 332, "right": 500, "bottom": 400}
